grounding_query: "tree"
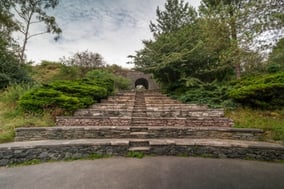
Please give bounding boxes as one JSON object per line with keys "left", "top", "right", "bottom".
{"left": 61, "top": 50, "right": 105, "bottom": 76}
{"left": 149, "top": 0, "right": 197, "bottom": 37}
{"left": 0, "top": 1, "right": 18, "bottom": 48}
{"left": 199, "top": 0, "right": 284, "bottom": 79}
{"left": 267, "top": 38, "right": 284, "bottom": 73}
{"left": 12, "top": 0, "right": 62, "bottom": 63}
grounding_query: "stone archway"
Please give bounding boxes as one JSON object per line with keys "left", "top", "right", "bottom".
{"left": 135, "top": 78, "right": 149, "bottom": 89}
{"left": 125, "top": 71, "right": 159, "bottom": 90}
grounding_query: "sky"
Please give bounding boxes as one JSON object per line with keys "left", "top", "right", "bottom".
{"left": 22, "top": 0, "right": 201, "bottom": 68}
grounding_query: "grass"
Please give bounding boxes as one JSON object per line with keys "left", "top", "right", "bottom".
{"left": 226, "top": 108, "right": 284, "bottom": 141}
{"left": 0, "top": 85, "right": 55, "bottom": 143}
{"left": 127, "top": 151, "right": 145, "bottom": 158}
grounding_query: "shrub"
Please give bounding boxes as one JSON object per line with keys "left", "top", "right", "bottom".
{"left": 229, "top": 72, "right": 284, "bottom": 109}
{"left": 0, "top": 53, "right": 32, "bottom": 89}
{"left": 171, "top": 78, "right": 234, "bottom": 108}
{"left": 86, "top": 70, "right": 130, "bottom": 92}
{"left": 19, "top": 78, "right": 109, "bottom": 113}
{"left": 0, "top": 73, "right": 10, "bottom": 89}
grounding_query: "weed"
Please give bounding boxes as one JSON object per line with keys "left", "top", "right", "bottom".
{"left": 127, "top": 151, "right": 144, "bottom": 158}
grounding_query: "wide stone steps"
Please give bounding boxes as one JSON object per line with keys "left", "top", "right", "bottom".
{"left": 1, "top": 138, "right": 283, "bottom": 165}
{"left": 56, "top": 116, "right": 233, "bottom": 127}
{"left": 15, "top": 126, "right": 264, "bottom": 142}
{"left": 2, "top": 90, "right": 283, "bottom": 167}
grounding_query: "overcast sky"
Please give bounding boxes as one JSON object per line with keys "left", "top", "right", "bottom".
{"left": 22, "top": 0, "right": 201, "bottom": 68}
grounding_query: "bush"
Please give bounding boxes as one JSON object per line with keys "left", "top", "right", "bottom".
{"left": 229, "top": 72, "right": 284, "bottom": 109}
{"left": 19, "top": 88, "right": 82, "bottom": 112}
{"left": 19, "top": 78, "right": 109, "bottom": 113}
{"left": 86, "top": 70, "right": 130, "bottom": 92}
{"left": 0, "top": 73, "right": 10, "bottom": 89}
{"left": 0, "top": 52, "right": 32, "bottom": 89}
{"left": 170, "top": 78, "right": 234, "bottom": 108}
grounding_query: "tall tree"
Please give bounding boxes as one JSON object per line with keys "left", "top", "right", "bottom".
{"left": 149, "top": 0, "right": 197, "bottom": 37}
{"left": 12, "top": 0, "right": 62, "bottom": 63}
{"left": 199, "top": 0, "right": 284, "bottom": 79}
{"left": 0, "top": 1, "right": 18, "bottom": 47}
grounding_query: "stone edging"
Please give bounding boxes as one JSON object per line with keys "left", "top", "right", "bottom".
{"left": 1, "top": 139, "right": 283, "bottom": 166}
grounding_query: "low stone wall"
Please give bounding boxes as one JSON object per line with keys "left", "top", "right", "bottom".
{"left": 56, "top": 116, "right": 233, "bottom": 127}
{"left": 15, "top": 127, "right": 263, "bottom": 141}
{"left": 133, "top": 117, "right": 233, "bottom": 127}
{"left": 1, "top": 139, "right": 283, "bottom": 166}
{"left": 74, "top": 109, "right": 224, "bottom": 117}
{"left": 56, "top": 117, "right": 132, "bottom": 126}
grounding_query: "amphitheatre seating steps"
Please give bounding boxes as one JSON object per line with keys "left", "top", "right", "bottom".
{"left": 1, "top": 90, "right": 283, "bottom": 166}
{"left": 1, "top": 138, "right": 283, "bottom": 166}
{"left": 15, "top": 126, "right": 264, "bottom": 142}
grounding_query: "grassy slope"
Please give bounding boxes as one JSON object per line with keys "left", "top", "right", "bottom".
{"left": 226, "top": 108, "right": 284, "bottom": 141}
{"left": 0, "top": 64, "right": 61, "bottom": 143}
{"left": 0, "top": 100, "right": 54, "bottom": 143}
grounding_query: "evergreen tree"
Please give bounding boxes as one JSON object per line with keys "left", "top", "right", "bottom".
{"left": 149, "top": 0, "right": 197, "bottom": 37}
{"left": 199, "top": 0, "right": 284, "bottom": 78}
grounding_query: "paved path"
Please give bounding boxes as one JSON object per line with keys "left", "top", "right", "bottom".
{"left": 0, "top": 157, "right": 284, "bottom": 189}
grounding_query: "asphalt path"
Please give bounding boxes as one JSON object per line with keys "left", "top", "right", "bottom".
{"left": 0, "top": 157, "right": 284, "bottom": 189}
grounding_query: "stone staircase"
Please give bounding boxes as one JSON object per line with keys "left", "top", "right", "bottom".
{"left": 0, "top": 90, "right": 284, "bottom": 166}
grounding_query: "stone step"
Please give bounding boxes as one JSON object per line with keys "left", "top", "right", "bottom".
{"left": 74, "top": 109, "right": 224, "bottom": 118}
{"left": 129, "top": 140, "right": 150, "bottom": 147}
{"left": 130, "top": 132, "right": 149, "bottom": 138}
{"left": 128, "top": 147, "right": 150, "bottom": 152}
{"left": 56, "top": 116, "right": 233, "bottom": 127}
{"left": 15, "top": 126, "right": 264, "bottom": 142}
{"left": 1, "top": 139, "right": 283, "bottom": 166}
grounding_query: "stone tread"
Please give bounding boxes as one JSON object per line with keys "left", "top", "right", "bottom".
{"left": 128, "top": 147, "right": 151, "bottom": 151}
{"left": 1, "top": 139, "right": 283, "bottom": 150}
{"left": 15, "top": 126, "right": 264, "bottom": 132}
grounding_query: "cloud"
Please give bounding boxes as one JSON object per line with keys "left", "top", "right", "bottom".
{"left": 25, "top": 0, "right": 201, "bottom": 68}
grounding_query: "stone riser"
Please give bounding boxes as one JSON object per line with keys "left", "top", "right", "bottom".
{"left": 74, "top": 109, "right": 225, "bottom": 117}
{"left": 56, "top": 117, "right": 233, "bottom": 127}
{"left": 101, "top": 99, "right": 135, "bottom": 104}
{"left": 146, "top": 104, "right": 208, "bottom": 109}
{"left": 15, "top": 127, "right": 264, "bottom": 142}
{"left": 1, "top": 139, "right": 283, "bottom": 166}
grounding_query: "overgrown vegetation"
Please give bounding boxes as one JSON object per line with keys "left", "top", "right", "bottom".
{"left": 0, "top": 59, "right": 130, "bottom": 143}
{"left": 229, "top": 72, "right": 284, "bottom": 109}
{"left": 226, "top": 108, "right": 284, "bottom": 141}
{"left": 0, "top": 84, "right": 54, "bottom": 143}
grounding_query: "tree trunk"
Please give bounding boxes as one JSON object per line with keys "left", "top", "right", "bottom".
{"left": 229, "top": 9, "right": 241, "bottom": 79}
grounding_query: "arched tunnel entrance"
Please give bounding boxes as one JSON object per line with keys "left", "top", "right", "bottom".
{"left": 135, "top": 78, "right": 149, "bottom": 89}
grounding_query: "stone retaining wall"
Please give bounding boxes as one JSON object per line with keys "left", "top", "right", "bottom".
{"left": 1, "top": 139, "right": 283, "bottom": 166}
{"left": 74, "top": 109, "right": 225, "bottom": 117}
{"left": 56, "top": 117, "right": 233, "bottom": 127}
{"left": 15, "top": 127, "right": 263, "bottom": 141}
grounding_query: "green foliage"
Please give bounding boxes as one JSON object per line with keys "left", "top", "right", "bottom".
{"left": 226, "top": 108, "right": 284, "bottom": 141}
{"left": 229, "top": 72, "right": 284, "bottom": 109}
{"left": 19, "top": 79, "right": 108, "bottom": 113}
{"left": 0, "top": 50, "right": 32, "bottom": 89}
{"left": 86, "top": 70, "right": 130, "bottom": 92}
{"left": 149, "top": 0, "right": 197, "bottom": 36}
{"left": 172, "top": 78, "right": 234, "bottom": 108}
{"left": 13, "top": 0, "right": 62, "bottom": 62}
{"left": 127, "top": 151, "right": 145, "bottom": 158}
{"left": 60, "top": 50, "right": 105, "bottom": 75}
{"left": 0, "top": 73, "right": 10, "bottom": 89}
{"left": 267, "top": 38, "right": 284, "bottom": 73}
{"left": 0, "top": 84, "right": 54, "bottom": 143}
{"left": 0, "top": 83, "right": 35, "bottom": 104}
